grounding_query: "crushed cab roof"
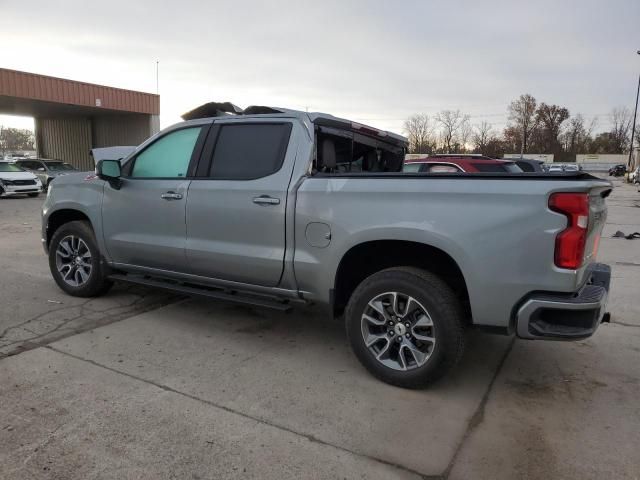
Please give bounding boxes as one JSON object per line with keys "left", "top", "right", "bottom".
{"left": 180, "top": 101, "right": 407, "bottom": 146}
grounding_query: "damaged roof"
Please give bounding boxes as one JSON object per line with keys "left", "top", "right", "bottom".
{"left": 180, "top": 101, "right": 407, "bottom": 146}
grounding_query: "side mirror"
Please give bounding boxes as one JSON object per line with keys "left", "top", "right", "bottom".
{"left": 96, "top": 159, "right": 122, "bottom": 190}
{"left": 37, "top": 167, "right": 46, "bottom": 172}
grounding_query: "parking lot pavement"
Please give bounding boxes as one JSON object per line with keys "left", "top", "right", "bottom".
{"left": 450, "top": 176, "right": 640, "bottom": 479}
{"left": 0, "top": 347, "right": 418, "bottom": 480}
{"left": 1, "top": 176, "right": 639, "bottom": 479}
{"left": 34, "top": 302, "right": 511, "bottom": 477}
{"left": 0, "top": 196, "right": 179, "bottom": 358}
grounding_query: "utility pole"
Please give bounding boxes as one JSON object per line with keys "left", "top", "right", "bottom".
{"left": 156, "top": 61, "right": 159, "bottom": 95}
{"left": 628, "top": 50, "right": 640, "bottom": 169}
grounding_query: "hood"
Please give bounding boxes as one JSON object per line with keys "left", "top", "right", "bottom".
{"left": 90, "top": 146, "right": 136, "bottom": 164}
{"left": 0, "top": 170, "right": 39, "bottom": 181}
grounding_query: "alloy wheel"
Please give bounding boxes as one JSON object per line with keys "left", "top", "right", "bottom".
{"left": 361, "top": 291, "right": 436, "bottom": 371}
{"left": 55, "top": 235, "right": 92, "bottom": 287}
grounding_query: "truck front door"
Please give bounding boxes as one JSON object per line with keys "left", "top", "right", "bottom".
{"left": 101, "top": 125, "right": 207, "bottom": 272}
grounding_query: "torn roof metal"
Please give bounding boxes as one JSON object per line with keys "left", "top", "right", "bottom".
{"left": 180, "top": 101, "right": 407, "bottom": 146}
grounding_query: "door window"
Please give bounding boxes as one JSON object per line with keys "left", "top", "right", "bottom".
{"left": 209, "top": 123, "right": 292, "bottom": 179}
{"left": 130, "top": 127, "right": 202, "bottom": 178}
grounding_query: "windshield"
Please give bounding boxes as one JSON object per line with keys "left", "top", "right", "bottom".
{"left": 0, "top": 163, "right": 25, "bottom": 173}
{"left": 45, "top": 162, "right": 75, "bottom": 171}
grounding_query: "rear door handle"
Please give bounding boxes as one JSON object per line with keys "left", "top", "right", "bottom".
{"left": 161, "top": 191, "right": 183, "bottom": 200}
{"left": 252, "top": 195, "right": 280, "bottom": 206}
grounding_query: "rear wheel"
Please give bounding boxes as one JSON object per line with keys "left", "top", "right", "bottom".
{"left": 48, "top": 220, "right": 113, "bottom": 297}
{"left": 345, "top": 267, "right": 465, "bottom": 388}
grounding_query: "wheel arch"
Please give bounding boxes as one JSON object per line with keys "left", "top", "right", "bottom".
{"left": 333, "top": 240, "right": 471, "bottom": 321}
{"left": 45, "top": 208, "right": 94, "bottom": 249}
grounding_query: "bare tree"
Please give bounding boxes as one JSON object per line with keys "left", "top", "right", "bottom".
{"left": 472, "top": 121, "right": 494, "bottom": 152}
{"left": 403, "top": 114, "right": 435, "bottom": 153}
{"left": 562, "top": 115, "right": 585, "bottom": 152}
{"left": 435, "top": 109, "right": 469, "bottom": 153}
{"left": 562, "top": 114, "right": 598, "bottom": 153}
{"left": 0, "top": 126, "right": 35, "bottom": 156}
{"left": 507, "top": 94, "right": 538, "bottom": 155}
{"left": 609, "top": 107, "right": 633, "bottom": 153}
{"left": 458, "top": 118, "right": 473, "bottom": 152}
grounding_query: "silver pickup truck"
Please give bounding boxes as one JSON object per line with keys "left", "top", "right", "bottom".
{"left": 42, "top": 103, "right": 612, "bottom": 388}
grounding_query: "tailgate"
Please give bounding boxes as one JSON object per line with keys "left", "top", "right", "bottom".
{"left": 584, "top": 184, "right": 610, "bottom": 266}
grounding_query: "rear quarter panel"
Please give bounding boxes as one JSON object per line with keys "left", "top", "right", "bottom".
{"left": 294, "top": 176, "right": 608, "bottom": 328}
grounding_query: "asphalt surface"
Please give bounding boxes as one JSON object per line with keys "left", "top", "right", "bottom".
{"left": 1, "top": 176, "right": 639, "bottom": 479}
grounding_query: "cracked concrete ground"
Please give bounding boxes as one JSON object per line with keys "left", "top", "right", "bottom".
{"left": 1, "top": 176, "right": 639, "bottom": 479}
{"left": 0, "top": 196, "right": 180, "bottom": 358}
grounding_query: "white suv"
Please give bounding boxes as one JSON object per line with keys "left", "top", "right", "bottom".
{"left": 0, "top": 162, "right": 43, "bottom": 197}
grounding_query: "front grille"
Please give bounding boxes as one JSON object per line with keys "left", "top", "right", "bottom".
{"left": 10, "top": 179, "right": 37, "bottom": 186}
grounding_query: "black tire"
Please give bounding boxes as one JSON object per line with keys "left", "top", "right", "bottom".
{"left": 48, "top": 220, "right": 113, "bottom": 297}
{"left": 345, "top": 267, "right": 465, "bottom": 389}
{"left": 28, "top": 192, "right": 40, "bottom": 197}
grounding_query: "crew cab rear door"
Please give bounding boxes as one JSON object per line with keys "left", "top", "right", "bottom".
{"left": 185, "top": 119, "right": 296, "bottom": 287}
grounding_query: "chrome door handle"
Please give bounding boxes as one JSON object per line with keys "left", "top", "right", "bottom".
{"left": 252, "top": 195, "right": 280, "bottom": 206}
{"left": 161, "top": 191, "right": 183, "bottom": 200}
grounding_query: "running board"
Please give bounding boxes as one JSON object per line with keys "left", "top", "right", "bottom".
{"left": 108, "top": 273, "right": 293, "bottom": 312}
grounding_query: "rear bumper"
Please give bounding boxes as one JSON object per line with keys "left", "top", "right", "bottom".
{"left": 516, "top": 263, "right": 610, "bottom": 340}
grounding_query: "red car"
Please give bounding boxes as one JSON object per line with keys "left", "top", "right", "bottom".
{"left": 403, "top": 154, "right": 523, "bottom": 173}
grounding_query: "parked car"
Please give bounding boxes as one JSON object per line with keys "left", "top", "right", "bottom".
{"left": 15, "top": 158, "right": 78, "bottom": 189}
{"left": 563, "top": 164, "right": 580, "bottom": 172}
{"left": 628, "top": 166, "right": 640, "bottom": 184}
{"left": 403, "top": 154, "right": 522, "bottom": 173}
{"left": 42, "top": 102, "right": 612, "bottom": 388}
{"left": 548, "top": 164, "right": 565, "bottom": 172}
{"left": 608, "top": 164, "right": 626, "bottom": 176}
{"left": 0, "top": 162, "right": 43, "bottom": 197}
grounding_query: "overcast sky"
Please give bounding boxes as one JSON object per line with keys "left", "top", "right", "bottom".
{"left": 1, "top": 0, "right": 639, "bottom": 134}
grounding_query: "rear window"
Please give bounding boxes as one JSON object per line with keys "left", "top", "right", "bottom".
{"left": 403, "top": 163, "right": 423, "bottom": 173}
{"left": 505, "top": 163, "right": 523, "bottom": 173}
{"left": 317, "top": 128, "right": 405, "bottom": 174}
{"left": 516, "top": 160, "right": 535, "bottom": 172}
{"left": 210, "top": 123, "right": 292, "bottom": 179}
{"left": 472, "top": 162, "right": 522, "bottom": 173}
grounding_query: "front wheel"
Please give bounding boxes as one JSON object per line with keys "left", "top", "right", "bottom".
{"left": 345, "top": 267, "right": 465, "bottom": 388}
{"left": 48, "top": 220, "right": 113, "bottom": 297}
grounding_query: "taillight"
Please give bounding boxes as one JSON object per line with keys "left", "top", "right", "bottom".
{"left": 549, "top": 192, "right": 589, "bottom": 269}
